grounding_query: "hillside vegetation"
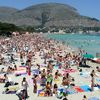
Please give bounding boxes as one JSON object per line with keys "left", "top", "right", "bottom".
{"left": 0, "top": 3, "right": 100, "bottom": 28}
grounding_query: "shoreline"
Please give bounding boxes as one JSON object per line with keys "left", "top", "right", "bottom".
{"left": 46, "top": 33, "right": 100, "bottom": 57}
{"left": 45, "top": 33, "right": 85, "bottom": 56}
{"left": 0, "top": 33, "right": 100, "bottom": 100}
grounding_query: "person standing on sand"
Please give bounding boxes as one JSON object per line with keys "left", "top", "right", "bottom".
{"left": 90, "top": 70, "right": 96, "bottom": 91}
{"left": 26, "top": 59, "right": 31, "bottom": 76}
{"left": 20, "top": 52, "right": 23, "bottom": 62}
{"left": 90, "top": 73, "right": 94, "bottom": 91}
{"left": 90, "top": 70, "right": 98, "bottom": 91}
{"left": 21, "top": 77, "right": 29, "bottom": 99}
{"left": 33, "top": 75, "right": 37, "bottom": 93}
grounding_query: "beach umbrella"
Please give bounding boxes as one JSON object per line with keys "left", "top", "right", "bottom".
{"left": 83, "top": 54, "right": 94, "bottom": 59}
{"left": 88, "top": 97, "right": 100, "bottom": 100}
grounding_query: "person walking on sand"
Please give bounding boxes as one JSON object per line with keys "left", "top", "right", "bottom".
{"left": 90, "top": 70, "right": 97, "bottom": 91}
{"left": 21, "top": 77, "right": 29, "bottom": 99}
{"left": 90, "top": 73, "right": 94, "bottom": 91}
{"left": 33, "top": 75, "right": 37, "bottom": 93}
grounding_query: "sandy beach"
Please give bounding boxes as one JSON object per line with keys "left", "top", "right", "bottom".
{"left": 0, "top": 33, "right": 100, "bottom": 100}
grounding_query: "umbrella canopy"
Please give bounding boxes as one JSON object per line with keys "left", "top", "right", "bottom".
{"left": 83, "top": 54, "right": 94, "bottom": 59}
{"left": 88, "top": 97, "right": 100, "bottom": 100}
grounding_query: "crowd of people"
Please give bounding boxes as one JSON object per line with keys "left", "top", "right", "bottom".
{"left": 0, "top": 33, "right": 100, "bottom": 100}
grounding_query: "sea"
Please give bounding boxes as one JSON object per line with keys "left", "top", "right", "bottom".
{"left": 47, "top": 33, "right": 100, "bottom": 57}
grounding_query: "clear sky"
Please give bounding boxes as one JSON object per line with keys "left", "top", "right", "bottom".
{"left": 0, "top": 0, "right": 100, "bottom": 20}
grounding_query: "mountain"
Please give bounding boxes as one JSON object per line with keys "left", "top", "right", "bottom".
{"left": 0, "top": 3, "right": 100, "bottom": 27}
{"left": 0, "top": 7, "right": 18, "bottom": 22}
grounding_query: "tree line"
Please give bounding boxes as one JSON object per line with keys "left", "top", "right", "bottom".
{"left": 0, "top": 21, "right": 100, "bottom": 37}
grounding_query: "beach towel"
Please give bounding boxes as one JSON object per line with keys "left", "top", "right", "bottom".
{"left": 58, "top": 88, "right": 64, "bottom": 93}
{"left": 80, "top": 85, "right": 91, "bottom": 92}
{"left": 65, "top": 87, "right": 77, "bottom": 94}
{"left": 15, "top": 72, "right": 27, "bottom": 76}
{"left": 88, "top": 97, "right": 100, "bottom": 100}
{"left": 19, "top": 65, "right": 27, "bottom": 67}
{"left": 80, "top": 72, "right": 90, "bottom": 78}
{"left": 15, "top": 69, "right": 27, "bottom": 75}
{"left": 74, "top": 86, "right": 84, "bottom": 92}
{"left": 32, "top": 69, "right": 39, "bottom": 75}
{"left": 40, "top": 64, "right": 47, "bottom": 67}
{"left": 5, "top": 85, "right": 19, "bottom": 91}
{"left": 38, "top": 90, "right": 45, "bottom": 96}
{"left": 15, "top": 70, "right": 26, "bottom": 74}
{"left": 54, "top": 66, "right": 59, "bottom": 69}
{"left": 3, "top": 85, "right": 19, "bottom": 94}
{"left": 63, "top": 69, "right": 76, "bottom": 74}
{"left": 3, "top": 90, "right": 16, "bottom": 94}
{"left": 17, "top": 67, "right": 26, "bottom": 71}
{"left": 39, "top": 91, "right": 45, "bottom": 97}
{"left": 89, "top": 85, "right": 100, "bottom": 91}
{"left": 63, "top": 69, "right": 76, "bottom": 76}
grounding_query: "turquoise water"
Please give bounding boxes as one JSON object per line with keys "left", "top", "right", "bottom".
{"left": 47, "top": 34, "right": 100, "bottom": 56}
